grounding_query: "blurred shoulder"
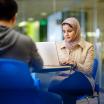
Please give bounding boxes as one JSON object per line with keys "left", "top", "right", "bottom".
{"left": 16, "top": 31, "right": 34, "bottom": 43}
{"left": 14, "top": 31, "right": 36, "bottom": 49}
{"left": 79, "top": 38, "right": 93, "bottom": 49}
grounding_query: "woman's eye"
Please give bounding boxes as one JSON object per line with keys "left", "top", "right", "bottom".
{"left": 68, "top": 30, "right": 72, "bottom": 32}
{"left": 62, "top": 30, "right": 72, "bottom": 33}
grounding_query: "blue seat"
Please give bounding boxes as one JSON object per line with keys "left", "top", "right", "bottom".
{"left": 0, "top": 58, "right": 63, "bottom": 104}
{"left": 31, "top": 72, "right": 41, "bottom": 89}
{"left": 0, "top": 58, "right": 35, "bottom": 89}
{"left": 36, "top": 58, "right": 100, "bottom": 104}
{"left": 0, "top": 58, "right": 42, "bottom": 89}
{"left": 77, "top": 58, "right": 100, "bottom": 104}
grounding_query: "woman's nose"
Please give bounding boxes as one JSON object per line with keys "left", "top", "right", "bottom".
{"left": 64, "top": 32, "right": 68, "bottom": 36}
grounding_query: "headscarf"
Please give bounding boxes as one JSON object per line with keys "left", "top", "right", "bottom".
{"left": 62, "top": 17, "right": 81, "bottom": 49}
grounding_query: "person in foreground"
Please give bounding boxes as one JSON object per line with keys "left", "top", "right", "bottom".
{"left": 48, "top": 17, "right": 95, "bottom": 104}
{"left": 0, "top": 0, "right": 43, "bottom": 72}
{"left": 0, "top": 0, "right": 62, "bottom": 104}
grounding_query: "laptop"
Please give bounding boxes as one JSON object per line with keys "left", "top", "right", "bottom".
{"left": 36, "top": 42, "right": 72, "bottom": 71}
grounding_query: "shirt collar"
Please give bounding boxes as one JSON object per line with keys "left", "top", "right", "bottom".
{"left": 60, "top": 38, "right": 85, "bottom": 49}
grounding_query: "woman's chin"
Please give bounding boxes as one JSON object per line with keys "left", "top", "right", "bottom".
{"left": 65, "top": 39, "right": 72, "bottom": 42}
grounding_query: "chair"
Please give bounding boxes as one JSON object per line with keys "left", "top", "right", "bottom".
{"left": 31, "top": 72, "right": 41, "bottom": 89}
{"left": 0, "top": 58, "right": 63, "bottom": 104}
{"left": 36, "top": 58, "right": 100, "bottom": 104}
{"left": 77, "top": 58, "right": 100, "bottom": 104}
{"left": 0, "top": 58, "right": 35, "bottom": 89}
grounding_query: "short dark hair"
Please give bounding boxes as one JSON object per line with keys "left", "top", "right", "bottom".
{"left": 0, "top": 0, "right": 18, "bottom": 21}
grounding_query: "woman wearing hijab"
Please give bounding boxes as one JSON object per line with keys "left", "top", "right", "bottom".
{"left": 48, "top": 17, "right": 94, "bottom": 104}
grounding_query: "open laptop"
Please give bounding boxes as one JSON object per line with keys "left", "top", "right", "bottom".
{"left": 36, "top": 42, "right": 72, "bottom": 71}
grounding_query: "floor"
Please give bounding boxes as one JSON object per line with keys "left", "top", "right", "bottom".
{"left": 77, "top": 91, "right": 104, "bottom": 104}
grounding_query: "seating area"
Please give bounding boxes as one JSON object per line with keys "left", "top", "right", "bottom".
{"left": 0, "top": 58, "right": 63, "bottom": 104}
{"left": 76, "top": 58, "right": 100, "bottom": 104}
{"left": 0, "top": 58, "right": 101, "bottom": 104}
{"left": 36, "top": 58, "right": 100, "bottom": 104}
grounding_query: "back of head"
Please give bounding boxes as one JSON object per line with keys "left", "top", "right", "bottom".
{"left": 0, "top": 0, "right": 18, "bottom": 21}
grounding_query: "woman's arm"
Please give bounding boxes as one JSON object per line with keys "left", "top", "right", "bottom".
{"left": 76, "top": 46, "right": 94, "bottom": 74}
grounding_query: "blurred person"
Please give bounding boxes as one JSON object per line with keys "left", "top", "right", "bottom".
{"left": 0, "top": 0, "right": 43, "bottom": 72}
{"left": 0, "top": 0, "right": 62, "bottom": 104}
{"left": 48, "top": 17, "right": 95, "bottom": 104}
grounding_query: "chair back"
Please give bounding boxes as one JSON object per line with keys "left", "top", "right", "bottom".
{"left": 0, "top": 58, "right": 34, "bottom": 89}
{"left": 92, "top": 58, "right": 98, "bottom": 79}
{"left": 77, "top": 58, "right": 99, "bottom": 103}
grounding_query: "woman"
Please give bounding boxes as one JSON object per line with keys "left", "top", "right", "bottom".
{"left": 48, "top": 17, "right": 95, "bottom": 104}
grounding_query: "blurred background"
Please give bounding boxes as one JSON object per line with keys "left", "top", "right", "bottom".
{"left": 15, "top": 0, "right": 104, "bottom": 89}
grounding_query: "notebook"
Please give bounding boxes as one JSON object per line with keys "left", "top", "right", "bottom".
{"left": 36, "top": 42, "right": 71, "bottom": 70}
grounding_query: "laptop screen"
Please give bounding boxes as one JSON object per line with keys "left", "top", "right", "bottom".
{"left": 36, "top": 42, "right": 60, "bottom": 66}
{"left": 36, "top": 42, "right": 73, "bottom": 72}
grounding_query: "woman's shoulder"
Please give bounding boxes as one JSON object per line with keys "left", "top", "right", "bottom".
{"left": 80, "top": 38, "right": 93, "bottom": 49}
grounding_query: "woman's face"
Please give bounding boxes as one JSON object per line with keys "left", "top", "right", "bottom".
{"left": 62, "top": 24, "right": 76, "bottom": 42}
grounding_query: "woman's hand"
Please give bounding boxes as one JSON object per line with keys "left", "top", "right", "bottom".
{"left": 68, "top": 59, "right": 77, "bottom": 65}
{"left": 59, "top": 59, "right": 77, "bottom": 66}
{"left": 59, "top": 60, "right": 68, "bottom": 65}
